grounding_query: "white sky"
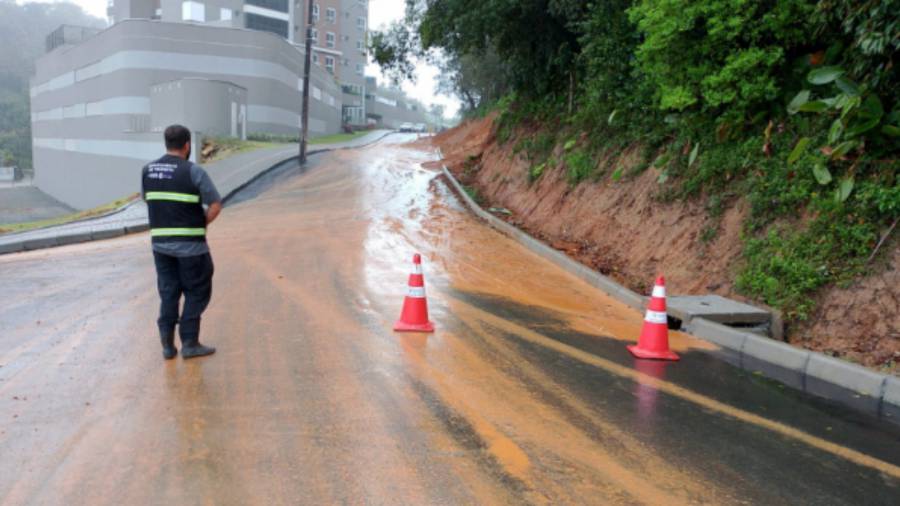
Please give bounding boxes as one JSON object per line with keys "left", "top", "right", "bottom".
{"left": 367, "top": 0, "right": 459, "bottom": 117}
{"left": 23, "top": 0, "right": 460, "bottom": 117}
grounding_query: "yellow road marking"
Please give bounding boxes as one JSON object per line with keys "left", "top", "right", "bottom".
{"left": 461, "top": 303, "right": 900, "bottom": 480}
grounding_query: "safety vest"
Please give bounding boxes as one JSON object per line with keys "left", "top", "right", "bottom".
{"left": 141, "top": 155, "right": 206, "bottom": 243}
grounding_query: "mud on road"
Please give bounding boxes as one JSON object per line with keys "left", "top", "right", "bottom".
{"left": 1, "top": 135, "right": 899, "bottom": 505}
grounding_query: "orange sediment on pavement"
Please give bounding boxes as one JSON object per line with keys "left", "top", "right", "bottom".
{"left": 399, "top": 336, "right": 532, "bottom": 483}
{"left": 399, "top": 320, "right": 739, "bottom": 505}
{"left": 460, "top": 301, "right": 900, "bottom": 481}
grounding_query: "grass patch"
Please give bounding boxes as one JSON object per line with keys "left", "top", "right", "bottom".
{"left": 0, "top": 193, "right": 140, "bottom": 235}
{"left": 565, "top": 150, "right": 595, "bottom": 185}
{"left": 309, "top": 131, "right": 372, "bottom": 145}
{"left": 202, "top": 130, "right": 373, "bottom": 165}
{"left": 201, "top": 137, "right": 277, "bottom": 164}
{"left": 463, "top": 185, "right": 484, "bottom": 205}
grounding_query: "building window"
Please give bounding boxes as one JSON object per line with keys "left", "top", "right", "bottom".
{"left": 310, "top": 28, "right": 318, "bottom": 43}
{"left": 220, "top": 8, "right": 232, "bottom": 20}
{"left": 326, "top": 7, "right": 336, "bottom": 23}
{"left": 182, "top": 1, "right": 205, "bottom": 22}
{"left": 312, "top": 4, "right": 319, "bottom": 22}
{"left": 356, "top": 16, "right": 365, "bottom": 30}
{"left": 326, "top": 32, "right": 335, "bottom": 48}
{"left": 245, "top": 13, "right": 289, "bottom": 38}
{"left": 246, "top": 0, "right": 289, "bottom": 13}
{"left": 312, "top": 53, "right": 318, "bottom": 64}
{"left": 325, "top": 56, "right": 335, "bottom": 74}
{"left": 356, "top": 63, "right": 363, "bottom": 75}
{"left": 356, "top": 39, "right": 366, "bottom": 53}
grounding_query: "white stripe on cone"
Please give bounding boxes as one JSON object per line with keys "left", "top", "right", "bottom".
{"left": 652, "top": 285, "right": 666, "bottom": 298}
{"left": 413, "top": 264, "right": 423, "bottom": 274}
{"left": 644, "top": 309, "right": 667, "bottom": 325}
{"left": 407, "top": 286, "right": 426, "bottom": 298}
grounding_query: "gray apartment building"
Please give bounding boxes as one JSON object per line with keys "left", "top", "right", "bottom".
{"left": 110, "top": 0, "right": 368, "bottom": 126}
{"left": 364, "top": 76, "right": 428, "bottom": 129}
{"left": 30, "top": 0, "right": 431, "bottom": 209}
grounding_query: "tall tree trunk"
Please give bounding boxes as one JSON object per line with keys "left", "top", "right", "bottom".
{"left": 463, "top": 90, "right": 477, "bottom": 111}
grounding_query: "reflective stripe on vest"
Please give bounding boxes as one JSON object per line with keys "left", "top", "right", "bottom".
{"left": 150, "top": 227, "right": 206, "bottom": 237}
{"left": 145, "top": 191, "right": 201, "bottom": 204}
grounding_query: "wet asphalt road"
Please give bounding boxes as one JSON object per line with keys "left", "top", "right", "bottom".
{"left": 1, "top": 135, "right": 899, "bottom": 505}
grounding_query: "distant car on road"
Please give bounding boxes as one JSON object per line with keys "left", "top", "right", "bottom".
{"left": 398, "top": 122, "right": 416, "bottom": 133}
{"left": 415, "top": 123, "right": 427, "bottom": 133}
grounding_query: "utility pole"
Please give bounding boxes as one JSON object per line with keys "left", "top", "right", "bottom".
{"left": 299, "top": 0, "right": 315, "bottom": 164}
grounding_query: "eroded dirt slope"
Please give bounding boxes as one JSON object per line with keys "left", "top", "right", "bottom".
{"left": 433, "top": 116, "right": 899, "bottom": 372}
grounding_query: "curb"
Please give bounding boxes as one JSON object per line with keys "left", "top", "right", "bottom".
{"left": 439, "top": 164, "right": 899, "bottom": 424}
{"left": 0, "top": 132, "right": 396, "bottom": 256}
{"left": 0, "top": 198, "right": 143, "bottom": 240}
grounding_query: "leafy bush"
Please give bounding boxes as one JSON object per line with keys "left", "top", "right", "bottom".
{"left": 529, "top": 162, "right": 547, "bottom": 182}
{"left": 628, "top": 0, "right": 816, "bottom": 117}
{"left": 737, "top": 209, "right": 879, "bottom": 320}
{"left": 813, "top": 0, "right": 899, "bottom": 98}
{"left": 565, "top": 150, "right": 595, "bottom": 184}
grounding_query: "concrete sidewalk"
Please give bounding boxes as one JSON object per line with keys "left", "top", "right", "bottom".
{"left": 0, "top": 130, "right": 392, "bottom": 254}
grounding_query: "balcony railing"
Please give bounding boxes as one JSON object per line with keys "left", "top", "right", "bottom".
{"left": 45, "top": 25, "right": 101, "bottom": 53}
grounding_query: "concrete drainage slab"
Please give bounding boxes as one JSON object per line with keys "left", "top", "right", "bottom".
{"left": 667, "top": 294, "right": 770, "bottom": 327}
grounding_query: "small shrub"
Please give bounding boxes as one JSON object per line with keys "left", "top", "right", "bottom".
{"left": 529, "top": 162, "right": 547, "bottom": 182}
{"left": 565, "top": 150, "right": 595, "bottom": 185}
{"left": 463, "top": 185, "right": 483, "bottom": 205}
{"left": 700, "top": 224, "right": 718, "bottom": 243}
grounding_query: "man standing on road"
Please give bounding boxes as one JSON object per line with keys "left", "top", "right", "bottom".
{"left": 142, "top": 125, "right": 221, "bottom": 360}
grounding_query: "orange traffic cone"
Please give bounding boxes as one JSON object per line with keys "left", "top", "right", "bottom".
{"left": 394, "top": 253, "right": 435, "bottom": 332}
{"left": 627, "top": 276, "right": 679, "bottom": 361}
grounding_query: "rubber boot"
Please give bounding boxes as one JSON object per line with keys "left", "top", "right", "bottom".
{"left": 160, "top": 330, "right": 177, "bottom": 360}
{"left": 181, "top": 334, "right": 216, "bottom": 359}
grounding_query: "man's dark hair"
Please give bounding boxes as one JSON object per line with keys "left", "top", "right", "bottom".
{"left": 164, "top": 125, "right": 191, "bottom": 150}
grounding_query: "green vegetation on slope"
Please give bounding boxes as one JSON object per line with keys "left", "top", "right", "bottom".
{"left": 372, "top": 0, "right": 899, "bottom": 323}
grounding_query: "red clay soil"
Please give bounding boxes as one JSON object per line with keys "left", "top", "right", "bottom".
{"left": 432, "top": 116, "right": 900, "bottom": 373}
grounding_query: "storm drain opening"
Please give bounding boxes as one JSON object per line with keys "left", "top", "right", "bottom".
{"left": 667, "top": 315, "right": 683, "bottom": 331}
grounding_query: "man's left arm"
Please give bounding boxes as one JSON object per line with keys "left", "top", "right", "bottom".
{"left": 191, "top": 165, "right": 223, "bottom": 226}
{"left": 206, "top": 202, "right": 222, "bottom": 225}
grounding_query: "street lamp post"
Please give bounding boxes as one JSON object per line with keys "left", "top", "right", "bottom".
{"left": 299, "top": 0, "right": 315, "bottom": 164}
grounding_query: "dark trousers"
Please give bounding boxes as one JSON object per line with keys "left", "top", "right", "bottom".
{"left": 153, "top": 251, "right": 214, "bottom": 343}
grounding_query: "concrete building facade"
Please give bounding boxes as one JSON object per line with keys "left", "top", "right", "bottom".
{"left": 337, "top": 0, "right": 368, "bottom": 126}
{"left": 104, "top": 0, "right": 372, "bottom": 128}
{"left": 31, "top": 0, "right": 440, "bottom": 209}
{"left": 31, "top": 19, "right": 342, "bottom": 209}
{"left": 364, "top": 77, "right": 429, "bottom": 129}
